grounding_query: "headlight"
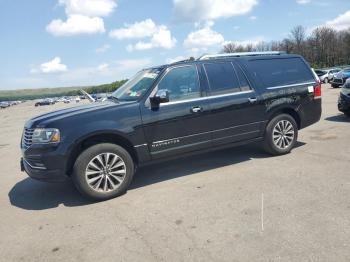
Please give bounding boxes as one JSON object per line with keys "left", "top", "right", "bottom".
{"left": 32, "top": 128, "right": 60, "bottom": 144}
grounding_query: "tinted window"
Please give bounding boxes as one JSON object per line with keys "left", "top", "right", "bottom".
{"left": 158, "top": 65, "right": 200, "bottom": 102}
{"left": 235, "top": 66, "right": 251, "bottom": 91}
{"left": 204, "top": 62, "right": 240, "bottom": 95}
{"left": 248, "top": 58, "right": 315, "bottom": 88}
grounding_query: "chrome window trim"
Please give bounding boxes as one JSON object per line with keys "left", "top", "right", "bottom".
{"left": 151, "top": 120, "right": 265, "bottom": 144}
{"left": 159, "top": 90, "right": 254, "bottom": 106}
{"left": 266, "top": 81, "right": 316, "bottom": 90}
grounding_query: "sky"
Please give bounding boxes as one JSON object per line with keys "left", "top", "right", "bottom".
{"left": 1, "top": 0, "right": 350, "bottom": 90}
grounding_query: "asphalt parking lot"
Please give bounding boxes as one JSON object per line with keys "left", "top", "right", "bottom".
{"left": 0, "top": 84, "right": 349, "bottom": 262}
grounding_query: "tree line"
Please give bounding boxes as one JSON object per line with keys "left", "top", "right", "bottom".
{"left": 223, "top": 25, "right": 350, "bottom": 69}
{"left": 0, "top": 79, "right": 128, "bottom": 101}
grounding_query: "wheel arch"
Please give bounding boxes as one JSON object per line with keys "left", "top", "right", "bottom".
{"left": 66, "top": 132, "right": 138, "bottom": 176}
{"left": 267, "top": 107, "right": 301, "bottom": 130}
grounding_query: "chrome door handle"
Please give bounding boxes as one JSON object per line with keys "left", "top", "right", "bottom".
{"left": 191, "top": 106, "right": 203, "bottom": 113}
{"left": 248, "top": 97, "right": 258, "bottom": 103}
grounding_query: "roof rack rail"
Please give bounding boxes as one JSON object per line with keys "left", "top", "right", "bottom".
{"left": 170, "top": 57, "right": 196, "bottom": 64}
{"left": 198, "top": 51, "right": 286, "bottom": 60}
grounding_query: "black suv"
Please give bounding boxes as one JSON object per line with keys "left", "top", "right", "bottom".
{"left": 20, "top": 52, "right": 322, "bottom": 200}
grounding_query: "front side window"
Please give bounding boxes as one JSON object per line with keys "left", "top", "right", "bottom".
{"left": 204, "top": 62, "right": 241, "bottom": 95}
{"left": 112, "top": 68, "right": 162, "bottom": 101}
{"left": 157, "top": 65, "right": 200, "bottom": 102}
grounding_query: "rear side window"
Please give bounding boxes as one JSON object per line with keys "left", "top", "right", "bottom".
{"left": 248, "top": 58, "right": 315, "bottom": 88}
{"left": 204, "top": 62, "right": 241, "bottom": 95}
{"left": 235, "top": 65, "right": 251, "bottom": 91}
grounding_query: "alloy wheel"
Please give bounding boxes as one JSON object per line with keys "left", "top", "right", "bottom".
{"left": 85, "top": 153, "right": 126, "bottom": 192}
{"left": 272, "top": 120, "right": 295, "bottom": 149}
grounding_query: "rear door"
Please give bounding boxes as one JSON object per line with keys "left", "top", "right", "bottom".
{"left": 202, "top": 61, "right": 266, "bottom": 146}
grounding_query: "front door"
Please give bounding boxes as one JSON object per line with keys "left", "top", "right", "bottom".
{"left": 140, "top": 65, "right": 212, "bottom": 159}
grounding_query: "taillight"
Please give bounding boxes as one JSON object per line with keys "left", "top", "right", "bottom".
{"left": 314, "top": 81, "right": 321, "bottom": 98}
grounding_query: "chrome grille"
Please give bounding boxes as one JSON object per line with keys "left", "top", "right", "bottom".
{"left": 22, "top": 128, "right": 34, "bottom": 149}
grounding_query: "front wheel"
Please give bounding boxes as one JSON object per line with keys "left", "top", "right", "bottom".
{"left": 72, "top": 143, "right": 135, "bottom": 201}
{"left": 263, "top": 114, "right": 298, "bottom": 156}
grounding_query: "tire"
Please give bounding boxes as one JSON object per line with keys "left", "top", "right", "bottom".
{"left": 263, "top": 114, "right": 298, "bottom": 156}
{"left": 72, "top": 143, "right": 135, "bottom": 201}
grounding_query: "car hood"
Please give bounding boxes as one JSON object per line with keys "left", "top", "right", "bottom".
{"left": 25, "top": 101, "right": 128, "bottom": 128}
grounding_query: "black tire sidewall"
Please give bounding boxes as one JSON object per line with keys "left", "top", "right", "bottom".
{"left": 264, "top": 114, "right": 298, "bottom": 155}
{"left": 72, "top": 143, "right": 134, "bottom": 201}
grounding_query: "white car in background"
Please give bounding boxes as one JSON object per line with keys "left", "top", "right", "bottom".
{"left": 315, "top": 68, "right": 341, "bottom": 83}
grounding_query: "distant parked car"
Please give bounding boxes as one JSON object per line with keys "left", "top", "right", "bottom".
{"left": 315, "top": 70, "right": 327, "bottom": 82}
{"left": 0, "top": 102, "right": 10, "bottom": 109}
{"left": 338, "top": 78, "right": 350, "bottom": 117}
{"left": 316, "top": 68, "right": 341, "bottom": 83}
{"left": 331, "top": 67, "right": 350, "bottom": 88}
{"left": 35, "top": 99, "right": 55, "bottom": 107}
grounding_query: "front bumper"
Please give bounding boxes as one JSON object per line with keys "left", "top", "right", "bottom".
{"left": 20, "top": 143, "right": 69, "bottom": 183}
{"left": 21, "top": 158, "right": 68, "bottom": 182}
{"left": 331, "top": 77, "right": 348, "bottom": 87}
{"left": 338, "top": 92, "right": 350, "bottom": 113}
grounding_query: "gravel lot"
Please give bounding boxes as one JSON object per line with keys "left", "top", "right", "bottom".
{"left": 0, "top": 84, "right": 349, "bottom": 262}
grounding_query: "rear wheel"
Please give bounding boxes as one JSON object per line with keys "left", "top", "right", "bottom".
{"left": 263, "top": 114, "right": 298, "bottom": 155}
{"left": 72, "top": 143, "right": 135, "bottom": 201}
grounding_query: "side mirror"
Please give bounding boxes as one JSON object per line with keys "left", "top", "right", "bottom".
{"left": 150, "top": 89, "right": 169, "bottom": 107}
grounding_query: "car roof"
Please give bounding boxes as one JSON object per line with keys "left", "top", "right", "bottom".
{"left": 148, "top": 53, "right": 303, "bottom": 71}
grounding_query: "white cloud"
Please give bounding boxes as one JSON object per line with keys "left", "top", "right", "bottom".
{"left": 47, "top": 0, "right": 116, "bottom": 36}
{"left": 165, "top": 56, "right": 187, "bottom": 64}
{"left": 97, "top": 63, "right": 109, "bottom": 71}
{"left": 58, "top": 0, "right": 117, "bottom": 17}
{"left": 296, "top": 0, "right": 311, "bottom": 4}
{"left": 325, "top": 10, "right": 350, "bottom": 31}
{"left": 222, "top": 36, "right": 265, "bottom": 47}
{"left": 184, "top": 24, "right": 224, "bottom": 48}
{"left": 46, "top": 15, "right": 105, "bottom": 36}
{"left": 31, "top": 57, "right": 68, "bottom": 74}
{"left": 113, "top": 20, "right": 177, "bottom": 51}
{"left": 173, "top": 0, "right": 258, "bottom": 22}
{"left": 95, "top": 44, "right": 111, "bottom": 53}
{"left": 116, "top": 59, "right": 152, "bottom": 69}
{"left": 109, "top": 19, "right": 157, "bottom": 39}
{"left": 60, "top": 58, "right": 152, "bottom": 82}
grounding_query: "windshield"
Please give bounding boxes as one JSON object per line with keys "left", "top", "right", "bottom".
{"left": 342, "top": 68, "right": 350, "bottom": 73}
{"left": 112, "top": 68, "right": 162, "bottom": 101}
